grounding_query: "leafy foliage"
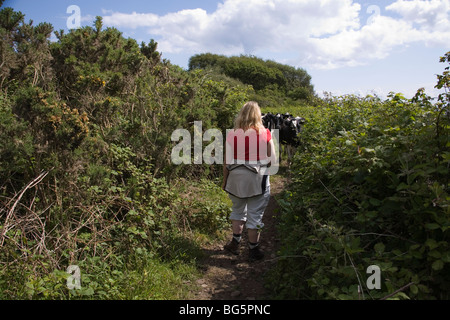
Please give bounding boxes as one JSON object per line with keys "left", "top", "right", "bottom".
{"left": 189, "top": 53, "right": 315, "bottom": 106}
{"left": 1, "top": 3, "right": 449, "bottom": 301}
{"left": 266, "top": 54, "right": 450, "bottom": 300}
{"left": 0, "top": 7, "right": 244, "bottom": 299}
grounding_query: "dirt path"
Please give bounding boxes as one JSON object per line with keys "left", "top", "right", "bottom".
{"left": 193, "top": 175, "right": 288, "bottom": 300}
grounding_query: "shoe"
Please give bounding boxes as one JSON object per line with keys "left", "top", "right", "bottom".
{"left": 249, "top": 245, "right": 264, "bottom": 261}
{"left": 224, "top": 238, "right": 240, "bottom": 255}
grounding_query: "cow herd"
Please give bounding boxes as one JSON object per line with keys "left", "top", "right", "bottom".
{"left": 262, "top": 112, "right": 306, "bottom": 163}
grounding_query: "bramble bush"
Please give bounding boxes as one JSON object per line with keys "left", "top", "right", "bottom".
{"left": 0, "top": 7, "right": 240, "bottom": 299}
{"left": 267, "top": 53, "right": 449, "bottom": 300}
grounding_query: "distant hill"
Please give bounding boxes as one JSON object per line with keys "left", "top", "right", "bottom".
{"left": 188, "top": 53, "right": 315, "bottom": 103}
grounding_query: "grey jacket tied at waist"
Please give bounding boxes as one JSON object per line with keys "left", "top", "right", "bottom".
{"left": 224, "top": 162, "right": 270, "bottom": 199}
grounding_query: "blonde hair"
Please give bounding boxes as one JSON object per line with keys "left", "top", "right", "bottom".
{"left": 234, "top": 101, "right": 265, "bottom": 133}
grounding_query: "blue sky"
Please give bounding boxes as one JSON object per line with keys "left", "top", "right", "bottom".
{"left": 3, "top": 0, "right": 450, "bottom": 99}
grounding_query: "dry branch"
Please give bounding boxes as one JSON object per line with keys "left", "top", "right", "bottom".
{"left": 1, "top": 170, "right": 50, "bottom": 246}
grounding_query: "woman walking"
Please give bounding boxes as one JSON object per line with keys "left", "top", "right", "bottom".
{"left": 222, "top": 101, "right": 277, "bottom": 261}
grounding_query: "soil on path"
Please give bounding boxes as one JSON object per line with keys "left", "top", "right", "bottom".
{"left": 193, "top": 175, "right": 288, "bottom": 300}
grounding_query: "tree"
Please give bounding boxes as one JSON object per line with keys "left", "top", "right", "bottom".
{"left": 188, "top": 53, "right": 315, "bottom": 101}
{"left": 141, "top": 39, "right": 162, "bottom": 66}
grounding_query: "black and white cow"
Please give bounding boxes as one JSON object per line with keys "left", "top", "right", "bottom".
{"left": 262, "top": 112, "right": 306, "bottom": 163}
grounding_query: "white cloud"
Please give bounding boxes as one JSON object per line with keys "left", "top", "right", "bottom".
{"left": 101, "top": 0, "right": 450, "bottom": 69}
{"left": 308, "top": 15, "right": 419, "bottom": 69}
{"left": 102, "top": 11, "right": 159, "bottom": 29}
{"left": 386, "top": 0, "right": 450, "bottom": 31}
{"left": 385, "top": 0, "right": 450, "bottom": 47}
{"left": 81, "top": 14, "right": 96, "bottom": 24}
{"left": 304, "top": 0, "right": 450, "bottom": 69}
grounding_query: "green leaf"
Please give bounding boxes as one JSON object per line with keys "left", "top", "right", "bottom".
{"left": 425, "top": 223, "right": 440, "bottom": 230}
{"left": 374, "top": 242, "right": 385, "bottom": 254}
{"left": 128, "top": 209, "right": 139, "bottom": 216}
{"left": 432, "top": 260, "right": 444, "bottom": 271}
{"left": 369, "top": 198, "right": 381, "bottom": 207}
{"left": 388, "top": 292, "right": 410, "bottom": 300}
{"left": 425, "top": 239, "right": 438, "bottom": 250}
{"left": 83, "top": 287, "right": 95, "bottom": 296}
{"left": 441, "top": 251, "right": 450, "bottom": 263}
{"left": 396, "top": 183, "right": 409, "bottom": 191}
{"left": 338, "top": 294, "right": 351, "bottom": 300}
{"left": 428, "top": 250, "right": 442, "bottom": 259}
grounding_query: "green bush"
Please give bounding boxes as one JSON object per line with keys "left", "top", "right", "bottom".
{"left": 0, "top": 7, "right": 240, "bottom": 300}
{"left": 267, "top": 54, "right": 449, "bottom": 300}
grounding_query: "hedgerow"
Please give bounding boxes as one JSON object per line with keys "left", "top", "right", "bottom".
{"left": 0, "top": 8, "right": 243, "bottom": 299}
{"left": 266, "top": 53, "right": 450, "bottom": 300}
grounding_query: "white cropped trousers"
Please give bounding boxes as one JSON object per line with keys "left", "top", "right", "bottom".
{"left": 228, "top": 181, "right": 271, "bottom": 230}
